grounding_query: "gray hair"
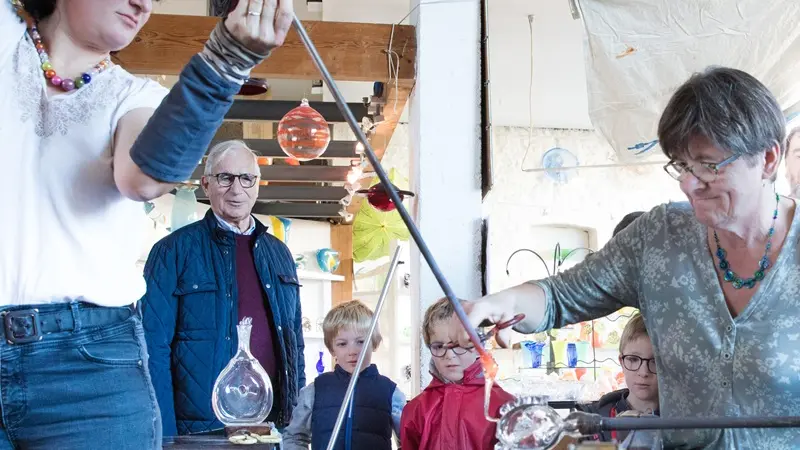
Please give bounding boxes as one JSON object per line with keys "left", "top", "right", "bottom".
{"left": 787, "top": 127, "right": 800, "bottom": 149}
{"left": 657, "top": 67, "right": 785, "bottom": 168}
{"left": 204, "top": 140, "right": 260, "bottom": 176}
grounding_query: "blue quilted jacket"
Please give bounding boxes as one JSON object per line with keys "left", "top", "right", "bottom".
{"left": 140, "top": 210, "right": 306, "bottom": 436}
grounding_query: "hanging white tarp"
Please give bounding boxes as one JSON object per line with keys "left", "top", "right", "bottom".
{"left": 578, "top": 0, "right": 800, "bottom": 161}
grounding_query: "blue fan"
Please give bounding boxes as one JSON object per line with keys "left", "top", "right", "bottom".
{"left": 541, "top": 147, "right": 578, "bottom": 184}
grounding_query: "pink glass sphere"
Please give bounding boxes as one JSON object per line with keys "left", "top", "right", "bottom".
{"left": 277, "top": 99, "right": 331, "bottom": 162}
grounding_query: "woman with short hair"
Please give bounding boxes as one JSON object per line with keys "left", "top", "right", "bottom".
{"left": 465, "top": 67, "right": 800, "bottom": 449}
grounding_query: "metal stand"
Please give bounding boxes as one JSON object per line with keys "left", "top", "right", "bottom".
{"left": 325, "top": 246, "right": 403, "bottom": 450}
{"left": 291, "top": 16, "right": 488, "bottom": 358}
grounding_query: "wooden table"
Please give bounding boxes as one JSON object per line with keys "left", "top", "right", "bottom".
{"left": 162, "top": 436, "right": 279, "bottom": 449}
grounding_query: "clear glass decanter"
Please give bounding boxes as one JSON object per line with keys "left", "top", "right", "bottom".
{"left": 212, "top": 317, "right": 274, "bottom": 426}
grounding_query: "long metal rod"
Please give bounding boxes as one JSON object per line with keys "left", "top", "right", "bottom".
{"left": 602, "top": 415, "right": 800, "bottom": 431}
{"left": 325, "top": 246, "right": 403, "bottom": 450}
{"left": 292, "top": 16, "right": 489, "bottom": 357}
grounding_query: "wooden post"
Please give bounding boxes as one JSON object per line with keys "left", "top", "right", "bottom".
{"left": 330, "top": 224, "right": 354, "bottom": 307}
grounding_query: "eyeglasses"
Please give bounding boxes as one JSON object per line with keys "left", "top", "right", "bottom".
{"left": 210, "top": 172, "right": 259, "bottom": 188}
{"left": 663, "top": 154, "right": 739, "bottom": 182}
{"left": 429, "top": 342, "right": 475, "bottom": 358}
{"left": 621, "top": 354, "right": 657, "bottom": 374}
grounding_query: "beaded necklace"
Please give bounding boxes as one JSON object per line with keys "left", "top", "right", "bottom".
{"left": 712, "top": 193, "right": 780, "bottom": 289}
{"left": 11, "top": 0, "right": 113, "bottom": 92}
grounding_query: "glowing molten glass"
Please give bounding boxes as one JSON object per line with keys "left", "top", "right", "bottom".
{"left": 480, "top": 352, "right": 499, "bottom": 381}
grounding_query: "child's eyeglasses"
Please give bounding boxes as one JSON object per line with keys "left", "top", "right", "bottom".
{"left": 621, "top": 354, "right": 657, "bottom": 374}
{"left": 429, "top": 343, "right": 474, "bottom": 358}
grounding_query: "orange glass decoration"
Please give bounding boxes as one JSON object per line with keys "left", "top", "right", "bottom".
{"left": 277, "top": 99, "right": 331, "bottom": 161}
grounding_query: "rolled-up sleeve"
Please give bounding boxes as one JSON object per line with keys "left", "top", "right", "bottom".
{"left": 282, "top": 383, "right": 315, "bottom": 450}
{"left": 534, "top": 207, "right": 651, "bottom": 331}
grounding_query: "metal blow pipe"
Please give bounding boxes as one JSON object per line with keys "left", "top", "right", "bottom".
{"left": 290, "top": 16, "right": 489, "bottom": 356}
{"left": 325, "top": 247, "right": 403, "bottom": 450}
{"left": 567, "top": 412, "right": 800, "bottom": 434}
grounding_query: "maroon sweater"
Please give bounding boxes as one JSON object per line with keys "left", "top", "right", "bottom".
{"left": 235, "top": 234, "right": 278, "bottom": 385}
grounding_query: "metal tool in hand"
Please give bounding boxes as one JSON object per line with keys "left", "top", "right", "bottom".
{"left": 476, "top": 314, "right": 526, "bottom": 344}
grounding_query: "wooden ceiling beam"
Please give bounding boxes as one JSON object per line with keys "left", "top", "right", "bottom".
{"left": 191, "top": 165, "right": 350, "bottom": 182}
{"left": 207, "top": 139, "right": 359, "bottom": 159}
{"left": 251, "top": 202, "right": 343, "bottom": 218}
{"left": 114, "top": 14, "right": 416, "bottom": 82}
{"left": 197, "top": 200, "right": 343, "bottom": 218}
{"left": 225, "top": 100, "right": 368, "bottom": 122}
{"left": 194, "top": 185, "right": 348, "bottom": 202}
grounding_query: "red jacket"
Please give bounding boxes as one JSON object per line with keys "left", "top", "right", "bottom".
{"left": 400, "top": 360, "right": 515, "bottom": 450}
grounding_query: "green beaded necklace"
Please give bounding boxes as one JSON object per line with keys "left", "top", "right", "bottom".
{"left": 712, "top": 193, "right": 780, "bottom": 289}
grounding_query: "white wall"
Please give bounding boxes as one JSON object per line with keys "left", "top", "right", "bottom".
{"left": 408, "top": 0, "right": 482, "bottom": 390}
{"left": 488, "top": 0, "right": 592, "bottom": 128}
{"left": 484, "top": 127, "right": 685, "bottom": 293}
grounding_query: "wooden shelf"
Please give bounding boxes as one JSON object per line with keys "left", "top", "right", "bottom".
{"left": 297, "top": 270, "right": 345, "bottom": 282}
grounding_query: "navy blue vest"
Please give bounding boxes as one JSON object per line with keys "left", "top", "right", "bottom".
{"left": 311, "top": 364, "right": 395, "bottom": 450}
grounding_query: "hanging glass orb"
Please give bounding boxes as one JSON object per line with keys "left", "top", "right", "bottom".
{"left": 356, "top": 183, "right": 415, "bottom": 212}
{"left": 277, "top": 98, "right": 331, "bottom": 161}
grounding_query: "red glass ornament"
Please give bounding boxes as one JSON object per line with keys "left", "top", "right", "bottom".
{"left": 276, "top": 99, "right": 331, "bottom": 161}
{"left": 357, "top": 183, "right": 415, "bottom": 212}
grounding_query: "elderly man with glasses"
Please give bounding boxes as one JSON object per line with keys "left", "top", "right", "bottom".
{"left": 140, "top": 140, "right": 304, "bottom": 436}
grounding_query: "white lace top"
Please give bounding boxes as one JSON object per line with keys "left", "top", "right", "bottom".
{"left": 0, "top": 4, "right": 168, "bottom": 307}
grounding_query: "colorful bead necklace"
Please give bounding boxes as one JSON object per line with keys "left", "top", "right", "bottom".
{"left": 11, "top": 0, "right": 113, "bottom": 92}
{"left": 712, "top": 193, "right": 780, "bottom": 289}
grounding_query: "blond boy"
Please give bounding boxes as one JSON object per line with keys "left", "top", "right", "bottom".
{"left": 282, "top": 301, "right": 405, "bottom": 450}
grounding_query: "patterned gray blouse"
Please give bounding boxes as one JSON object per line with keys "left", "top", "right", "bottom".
{"left": 534, "top": 201, "right": 800, "bottom": 449}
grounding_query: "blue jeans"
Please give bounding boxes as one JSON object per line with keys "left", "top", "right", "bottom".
{"left": 0, "top": 302, "right": 162, "bottom": 449}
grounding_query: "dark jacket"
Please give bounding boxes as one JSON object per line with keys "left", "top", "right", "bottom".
{"left": 141, "top": 210, "right": 305, "bottom": 436}
{"left": 576, "top": 388, "right": 660, "bottom": 442}
{"left": 311, "top": 364, "right": 396, "bottom": 450}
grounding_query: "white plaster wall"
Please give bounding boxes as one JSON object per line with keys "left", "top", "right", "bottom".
{"left": 408, "top": 0, "right": 482, "bottom": 391}
{"left": 484, "top": 127, "right": 686, "bottom": 293}
{"left": 488, "top": 0, "right": 591, "bottom": 128}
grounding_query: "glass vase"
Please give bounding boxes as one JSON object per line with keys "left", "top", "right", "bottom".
{"left": 171, "top": 184, "right": 199, "bottom": 231}
{"left": 316, "top": 351, "right": 325, "bottom": 376}
{"left": 212, "top": 317, "right": 274, "bottom": 426}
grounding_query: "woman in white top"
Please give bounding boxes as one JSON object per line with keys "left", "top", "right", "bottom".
{"left": 0, "top": 0, "right": 292, "bottom": 448}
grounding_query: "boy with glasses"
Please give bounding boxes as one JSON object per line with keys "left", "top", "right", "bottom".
{"left": 400, "top": 298, "right": 514, "bottom": 450}
{"left": 577, "top": 313, "right": 660, "bottom": 442}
